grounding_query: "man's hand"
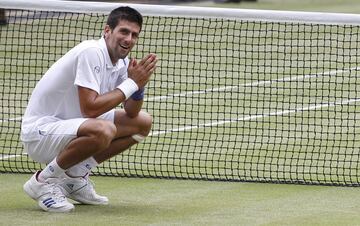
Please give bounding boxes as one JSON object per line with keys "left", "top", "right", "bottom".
{"left": 127, "top": 53, "right": 158, "bottom": 89}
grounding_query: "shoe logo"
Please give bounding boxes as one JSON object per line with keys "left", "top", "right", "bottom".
{"left": 66, "top": 183, "right": 74, "bottom": 190}
{"left": 43, "top": 197, "right": 56, "bottom": 208}
{"left": 85, "top": 163, "right": 91, "bottom": 170}
{"left": 48, "top": 166, "right": 54, "bottom": 172}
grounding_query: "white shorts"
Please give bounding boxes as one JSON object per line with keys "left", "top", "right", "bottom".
{"left": 23, "top": 110, "right": 115, "bottom": 164}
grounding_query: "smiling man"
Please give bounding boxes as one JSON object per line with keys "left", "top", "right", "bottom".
{"left": 21, "top": 6, "right": 157, "bottom": 212}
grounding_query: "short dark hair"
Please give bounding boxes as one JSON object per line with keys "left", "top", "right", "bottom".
{"left": 107, "top": 6, "right": 143, "bottom": 30}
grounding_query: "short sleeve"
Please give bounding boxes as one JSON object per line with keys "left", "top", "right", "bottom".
{"left": 74, "top": 47, "right": 104, "bottom": 94}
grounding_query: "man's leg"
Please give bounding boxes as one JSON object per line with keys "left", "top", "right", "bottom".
{"left": 64, "top": 109, "right": 152, "bottom": 177}
{"left": 58, "top": 110, "right": 152, "bottom": 205}
{"left": 56, "top": 119, "right": 116, "bottom": 168}
{"left": 36, "top": 118, "right": 117, "bottom": 205}
{"left": 94, "top": 110, "right": 152, "bottom": 163}
{"left": 24, "top": 117, "right": 118, "bottom": 210}
{"left": 24, "top": 117, "right": 111, "bottom": 212}
{"left": 35, "top": 118, "right": 116, "bottom": 181}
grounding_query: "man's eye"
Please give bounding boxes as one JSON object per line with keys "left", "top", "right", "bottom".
{"left": 132, "top": 33, "right": 139, "bottom": 39}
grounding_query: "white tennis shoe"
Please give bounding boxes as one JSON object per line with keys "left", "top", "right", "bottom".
{"left": 58, "top": 173, "right": 108, "bottom": 205}
{"left": 23, "top": 171, "right": 75, "bottom": 213}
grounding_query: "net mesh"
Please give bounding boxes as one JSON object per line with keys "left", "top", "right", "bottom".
{"left": 1, "top": 6, "right": 360, "bottom": 186}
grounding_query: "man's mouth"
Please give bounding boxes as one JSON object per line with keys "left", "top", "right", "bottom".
{"left": 119, "top": 44, "right": 129, "bottom": 50}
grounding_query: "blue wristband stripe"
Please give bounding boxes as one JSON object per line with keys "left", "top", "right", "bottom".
{"left": 131, "top": 87, "right": 145, "bottom": 101}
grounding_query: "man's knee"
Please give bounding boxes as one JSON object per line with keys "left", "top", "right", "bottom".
{"left": 95, "top": 120, "right": 116, "bottom": 145}
{"left": 138, "top": 111, "right": 152, "bottom": 133}
{"left": 130, "top": 111, "right": 152, "bottom": 143}
{"left": 81, "top": 120, "right": 117, "bottom": 148}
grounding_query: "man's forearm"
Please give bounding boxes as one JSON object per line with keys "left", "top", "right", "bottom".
{"left": 124, "top": 99, "right": 143, "bottom": 118}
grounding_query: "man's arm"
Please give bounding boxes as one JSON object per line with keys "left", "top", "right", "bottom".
{"left": 123, "top": 54, "right": 157, "bottom": 117}
{"left": 78, "top": 87, "right": 125, "bottom": 118}
{"left": 124, "top": 98, "right": 143, "bottom": 118}
{"left": 78, "top": 53, "right": 157, "bottom": 118}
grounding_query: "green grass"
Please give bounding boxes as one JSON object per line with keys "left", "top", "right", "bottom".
{"left": 2, "top": 173, "right": 360, "bottom": 226}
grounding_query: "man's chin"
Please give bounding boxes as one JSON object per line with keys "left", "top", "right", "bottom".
{"left": 119, "top": 54, "right": 128, "bottom": 60}
{"left": 118, "top": 52, "right": 129, "bottom": 60}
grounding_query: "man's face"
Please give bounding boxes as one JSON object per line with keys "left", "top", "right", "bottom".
{"left": 104, "top": 20, "right": 141, "bottom": 63}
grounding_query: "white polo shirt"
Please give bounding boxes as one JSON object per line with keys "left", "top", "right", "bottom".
{"left": 21, "top": 37, "right": 129, "bottom": 142}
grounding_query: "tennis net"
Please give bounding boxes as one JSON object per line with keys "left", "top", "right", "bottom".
{"left": 1, "top": 0, "right": 360, "bottom": 186}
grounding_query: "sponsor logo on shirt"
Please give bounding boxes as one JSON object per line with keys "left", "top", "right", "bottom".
{"left": 94, "top": 66, "right": 100, "bottom": 74}
{"left": 85, "top": 163, "right": 92, "bottom": 170}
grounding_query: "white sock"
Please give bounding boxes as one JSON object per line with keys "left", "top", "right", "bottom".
{"left": 66, "top": 157, "right": 98, "bottom": 177}
{"left": 38, "top": 158, "right": 65, "bottom": 182}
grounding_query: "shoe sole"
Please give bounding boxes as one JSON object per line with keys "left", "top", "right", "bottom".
{"left": 67, "top": 194, "right": 109, "bottom": 205}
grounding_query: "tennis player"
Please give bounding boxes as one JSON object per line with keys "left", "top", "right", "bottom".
{"left": 21, "top": 6, "right": 157, "bottom": 212}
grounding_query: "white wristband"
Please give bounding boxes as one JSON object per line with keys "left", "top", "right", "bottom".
{"left": 116, "top": 78, "right": 139, "bottom": 100}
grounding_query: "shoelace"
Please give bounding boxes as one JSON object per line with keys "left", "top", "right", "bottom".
{"left": 46, "top": 183, "right": 66, "bottom": 202}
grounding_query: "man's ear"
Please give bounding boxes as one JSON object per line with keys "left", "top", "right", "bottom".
{"left": 103, "top": 25, "right": 111, "bottom": 39}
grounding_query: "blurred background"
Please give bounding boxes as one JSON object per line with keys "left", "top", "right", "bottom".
{"left": 93, "top": 0, "right": 256, "bottom": 3}
{"left": 72, "top": 0, "right": 360, "bottom": 13}
{"left": 3, "top": 0, "right": 360, "bottom": 25}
